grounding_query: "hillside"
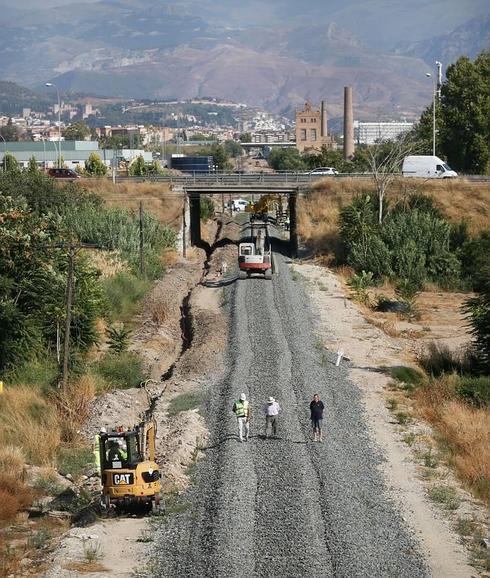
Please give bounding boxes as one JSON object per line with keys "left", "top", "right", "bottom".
{"left": 0, "top": 0, "right": 488, "bottom": 118}
{"left": 398, "top": 15, "right": 490, "bottom": 65}
{"left": 0, "top": 81, "right": 50, "bottom": 115}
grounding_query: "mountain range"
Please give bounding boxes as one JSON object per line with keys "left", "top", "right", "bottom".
{"left": 0, "top": 0, "right": 488, "bottom": 120}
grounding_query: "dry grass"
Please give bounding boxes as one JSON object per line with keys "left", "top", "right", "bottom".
{"left": 0, "top": 387, "right": 61, "bottom": 465}
{"left": 85, "top": 249, "right": 128, "bottom": 279}
{"left": 53, "top": 375, "right": 96, "bottom": 442}
{"left": 0, "top": 473, "right": 36, "bottom": 525}
{"left": 81, "top": 179, "right": 183, "bottom": 230}
{"left": 0, "top": 446, "right": 26, "bottom": 480}
{"left": 298, "top": 179, "right": 490, "bottom": 255}
{"left": 416, "top": 375, "right": 490, "bottom": 503}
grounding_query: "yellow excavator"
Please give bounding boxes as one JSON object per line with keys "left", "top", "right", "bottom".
{"left": 246, "top": 194, "right": 277, "bottom": 223}
{"left": 98, "top": 419, "right": 162, "bottom": 512}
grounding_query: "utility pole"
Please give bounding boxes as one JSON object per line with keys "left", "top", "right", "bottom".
{"left": 49, "top": 242, "right": 103, "bottom": 388}
{"left": 139, "top": 201, "right": 145, "bottom": 276}
{"left": 182, "top": 196, "right": 187, "bottom": 258}
{"left": 62, "top": 247, "right": 75, "bottom": 389}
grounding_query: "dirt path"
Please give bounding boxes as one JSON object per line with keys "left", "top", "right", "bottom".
{"left": 44, "top": 519, "right": 150, "bottom": 578}
{"left": 294, "top": 261, "right": 475, "bottom": 578}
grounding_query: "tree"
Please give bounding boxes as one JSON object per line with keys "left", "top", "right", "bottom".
{"left": 3, "top": 151, "right": 20, "bottom": 174}
{"left": 440, "top": 51, "right": 490, "bottom": 174}
{"left": 268, "top": 148, "right": 306, "bottom": 171}
{"left": 129, "top": 155, "right": 147, "bottom": 176}
{"left": 224, "top": 140, "right": 243, "bottom": 159}
{"left": 209, "top": 145, "right": 232, "bottom": 171}
{"left": 62, "top": 121, "right": 90, "bottom": 141}
{"left": 0, "top": 123, "right": 19, "bottom": 142}
{"left": 304, "top": 148, "right": 349, "bottom": 172}
{"left": 84, "top": 152, "right": 107, "bottom": 176}
{"left": 27, "top": 156, "right": 39, "bottom": 174}
{"left": 367, "top": 135, "right": 419, "bottom": 224}
{"left": 239, "top": 133, "right": 252, "bottom": 143}
{"left": 465, "top": 276, "right": 490, "bottom": 374}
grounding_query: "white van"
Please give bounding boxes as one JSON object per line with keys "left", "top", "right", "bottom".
{"left": 232, "top": 199, "right": 248, "bottom": 212}
{"left": 402, "top": 155, "right": 458, "bottom": 179}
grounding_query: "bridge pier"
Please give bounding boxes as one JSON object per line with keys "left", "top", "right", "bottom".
{"left": 289, "top": 193, "right": 298, "bottom": 257}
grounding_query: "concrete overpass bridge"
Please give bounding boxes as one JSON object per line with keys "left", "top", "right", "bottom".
{"left": 183, "top": 184, "right": 300, "bottom": 256}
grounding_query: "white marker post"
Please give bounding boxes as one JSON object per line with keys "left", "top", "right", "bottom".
{"left": 335, "top": 349, "right": 344, "bottom": 367}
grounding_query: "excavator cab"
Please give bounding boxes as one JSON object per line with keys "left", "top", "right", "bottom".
{"left": 99, "top": 420, "right": 162, "bottom": 512}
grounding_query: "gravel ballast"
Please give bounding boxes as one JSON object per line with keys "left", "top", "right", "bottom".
{"left": 151, "top": 233, "right": 428, "bottom": 578}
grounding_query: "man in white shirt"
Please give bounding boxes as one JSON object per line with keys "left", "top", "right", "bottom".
{"left": 263, "top": 396, "right": 281, "bottom": 438}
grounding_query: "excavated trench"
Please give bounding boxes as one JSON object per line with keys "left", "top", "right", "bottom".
{"left": 156, "top": 218, "right": 235, "bottom": 386}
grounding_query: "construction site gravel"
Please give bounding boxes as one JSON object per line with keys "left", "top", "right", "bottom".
{"left": 151, "top": 229, "right": 429, "bottom": 578}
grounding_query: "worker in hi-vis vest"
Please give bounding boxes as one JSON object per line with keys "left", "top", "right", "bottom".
{"left": 93, "top": 427, "right": 107, "bottom": 477}
{"left": 232, "top": 393, "right": 250, "bottom": 442}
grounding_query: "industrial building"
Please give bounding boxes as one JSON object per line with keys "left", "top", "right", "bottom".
{"left": 295, "top": 101, "right": 336, "bottom": 153}
{"left": 354, "top": 121, "right": 414, "bottom": 145}
{"left": 0, "top": 141, "right": 152, "bottom": 169}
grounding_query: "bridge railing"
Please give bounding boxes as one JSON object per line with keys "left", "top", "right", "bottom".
{"left": 84, "top": 172, "right": 490, "bottom": 185}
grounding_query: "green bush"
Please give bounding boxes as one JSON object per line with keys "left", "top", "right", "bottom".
{"left": 8, "top": 357, "right": 58, "bottom": 394}
{"left": 460, "top": 231, "right": 490, "bottom": 291}
{"left": 103, "top": 272, "right": 151, "bottom": 322}
{"left": 92, "top": 352, "right": 147, "bottom": 389}
{"left": 200, "top": 196, "right": 215, "bottom": 220}
{"left": 456, "top": 376, "right": 490, "bottom": 408}
{"left": 339, "top": 193, "right": 463, "bottom": 289}
{"left": 389, "top": 365, "right": 425, "bottom": 388}
{"left": 57, "top": 446, "right": 94, "bottom": 478}
{"left": 62, "top": 203, "right": 175, "bottom": 278}
{"left": 167, "top": 392, "right": 201, "bottom": 416}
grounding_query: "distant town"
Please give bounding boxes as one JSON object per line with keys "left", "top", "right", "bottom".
{"left": 0, "top": 90, "right": 413, "bottom": 171}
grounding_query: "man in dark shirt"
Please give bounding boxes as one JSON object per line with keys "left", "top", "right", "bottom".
{"left": 310, "top": 394, "right": 325, "bottom": 442}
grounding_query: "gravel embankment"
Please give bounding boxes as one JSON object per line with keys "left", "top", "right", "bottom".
{"left": 150, "top": 229, "right": 428, "bottom": 578}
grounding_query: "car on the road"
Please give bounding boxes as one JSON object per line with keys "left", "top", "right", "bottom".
{"left": 309, "top": 167, "right": 338, "bottom": 175}
{"left": 232, "top": 199, "right": 248, "bottom": 212}
{"left": 47, "top": 168, "right": 81, "bottom": 180}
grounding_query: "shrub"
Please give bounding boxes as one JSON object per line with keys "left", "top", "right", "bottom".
{"left": 57, "top": 446, "right": 94, "bottom": 479}
{"left": 167, "top": 392, "right": 201, "bottom": 417}
{"left": 340, "top": 193, "right": 462, "bottom": 288}
{"left": 428, "top": 485, "right": 461, "bottom": 510}
{"left": 465, "top": 276, "right": 490, "bottom": 374}
{"left": 103, "top": 272, "right": 151, "bottom": 322}
{"left": 54, "top": 375, "right": 96, "bottom": 442}
{"left": 390, "top": 366, "right": 425, "bottom": 388}
{"left": 200, "top": 196, "right": 215, "bottom": 220}
{"left": 0, "top": 473, "right": 35, "bottom": 525}
{"left": 32, "top": 469, "right": 65, "bottom": 496}
{"left": 0, "top": 387, "right": 61, "bottom": 464}
{"left": 84, "top": 153, "right": 107, "bottom": 176}
{"left": 92, "top": 352, "right": 146, "bottom": 389}
{"left": 0, "top": 446, "right": 25, "bottom": 479}
{"left": 418, "top": 342, "right": 476, "bottom": 377}
{"left": 460, "top": 231, "right": 490, "bottom": 290}
{"left": 456, "top": 376, "right": 490, "bottom": 408}
{"left": 347, "top": 270, "right": 374, "bottom": 305}
{"left": 107, "top": 323, "right": 131, "bottom": 353}
{"left": 8, "top": 357, "right": 58, "bottom": 394}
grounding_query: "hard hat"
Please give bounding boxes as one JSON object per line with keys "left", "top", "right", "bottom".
{"left": 100, "top": 427, "right": 107, "bottom": 434}
{"left": 240, "top": 393, "right": 247, "bottom": 401}
{"left": 267, "top": 396, "right": 275, "bottom": 404}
